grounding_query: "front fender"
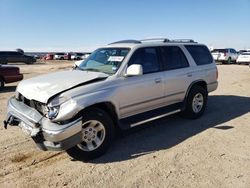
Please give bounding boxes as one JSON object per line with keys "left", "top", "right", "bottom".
{"left": 52, "top": 89, "right": 119, "bottom": 122}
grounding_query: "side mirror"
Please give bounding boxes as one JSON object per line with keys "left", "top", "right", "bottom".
{"left": 125, "top": 64, "right": 143, "bottom": 76}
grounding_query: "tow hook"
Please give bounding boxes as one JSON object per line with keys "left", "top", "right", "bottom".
{"left": 3, "top": 116, "right": 13, "bottom": 129}
{"left": 3, "top": 116, "right": 19, "bottom": 129}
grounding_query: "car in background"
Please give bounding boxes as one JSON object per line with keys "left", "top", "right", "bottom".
{"left": 0, "top": 51, "right": 36, "bottom": 64}
{"left": 54, "top": 53, "right": 66, "bottom": 60}
{"left": 71, "top": 53, "right": 85, "bottom": 60}
{"left": 236, "top": 51, "right": 250, "bottom": 65}
{"left": 43, "top": 53, "right": 54, "bottom": 60}
{"left": 0, "top": 65, "right": 23, "bottom": 89}
{"left": 211, "top": 48, "right": 238, "bottom": 64}
{"left": 82, "top": 53, "right": 91, "bottom": 60}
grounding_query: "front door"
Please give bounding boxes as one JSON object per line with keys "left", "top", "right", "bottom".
{"left": 118, "top": 47, "right": 165, "bottom": 118}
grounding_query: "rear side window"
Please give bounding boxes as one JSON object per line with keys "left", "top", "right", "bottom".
{"left": 12, "top": 52, "right": 21, "bottom": 56}
{"left": 185, "top": 45, "right": 213, "bottom": 65}
{"left": 230, "top": 49, "right": 237, "bottom": 53}
{"left": 160, "top": 46, "right": 189, "bottom": 70}
{"left": 128, "top": 47, "right": 160, "bottom": 74}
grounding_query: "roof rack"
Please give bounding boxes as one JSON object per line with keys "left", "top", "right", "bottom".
{"left": 140, "top": 38, "right": 170, "bottom": 43}
{"left": 109, "top": 40, "right": 141, "bottom": 45}
{"left": 171, "top": 39, "right": 196, "bottom": 43}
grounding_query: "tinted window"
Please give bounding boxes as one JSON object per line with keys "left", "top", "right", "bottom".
{"left": 0, "top": 52, "right": 7, "bottom": 56}
{"left": 230, "top": 49, "right": 237, "bottom": 53}
{"left": 160, "top": 46, "right": 189, "bottom": 70}
{"left": 128, "top": 47, "right": 160, "bottom": 74}
{"left": 12, "top": 52, "right": 22, "bottom": 56}
{"left": 185, "top": 45, "right": 213, "bottom": 65}
{"left": 211, "top": 49, "right": 226, "bottom": 53}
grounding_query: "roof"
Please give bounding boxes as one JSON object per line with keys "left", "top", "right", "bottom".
{"left": 105, "top": 38, "right": 199, "bottom": 49}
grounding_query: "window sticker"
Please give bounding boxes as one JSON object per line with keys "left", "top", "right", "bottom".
{"left": 108, "top": 56, "right": 124, "bottom": 62}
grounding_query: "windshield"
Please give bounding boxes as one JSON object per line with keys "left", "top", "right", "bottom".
{"left": 78, "top": 48, "right": 130, "bottom": 74}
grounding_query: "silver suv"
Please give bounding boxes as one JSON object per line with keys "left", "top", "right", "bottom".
{"left": 4, "top": 39, "right": 218, "bottom": 160}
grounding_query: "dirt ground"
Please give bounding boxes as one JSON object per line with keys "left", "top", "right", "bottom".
{"left": 0, "top": 61, "right": 249, "bottom": 188}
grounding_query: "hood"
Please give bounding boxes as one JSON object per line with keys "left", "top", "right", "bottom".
{"left": 17, "top": 70, "right": 108, "bottom": 103}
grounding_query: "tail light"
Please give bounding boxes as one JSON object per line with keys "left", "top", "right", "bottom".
{"left": 224, "top": 52, "right": 227, "bottom": 56}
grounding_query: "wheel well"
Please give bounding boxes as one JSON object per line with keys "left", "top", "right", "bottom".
{"left": 194, "top": 81, "right": 207, "bottom": 92}
{"left": 75, "top": 102, "right": 118, "bottom": 125}
{"left": 185, "top": 80, "right": 207, "bottom": 98}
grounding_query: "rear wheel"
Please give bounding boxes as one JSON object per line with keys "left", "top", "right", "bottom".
{"left": 181, "top": 85, "right": 208, "bottom": 119}
{"left": 66, "top": 108, "right": 115, "bottom": 161}
{"left": 227, "top": 57, "right": 232, "bottom": 64}
{"left": 26, "top": 59, "right": 34, "bottom": 64}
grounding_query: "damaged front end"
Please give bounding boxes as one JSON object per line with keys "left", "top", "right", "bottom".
{"left": 4, "top": 96, "right": 83, "bottom": 151}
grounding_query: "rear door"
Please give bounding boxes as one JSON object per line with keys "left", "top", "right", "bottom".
{"left": 230, "top": 49, "right": 238, "bottom": 61}
{"left": 159, "top": 46, "right": 192, "bottom": 104}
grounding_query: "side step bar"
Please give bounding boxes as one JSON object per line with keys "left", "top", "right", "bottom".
{"left": 130, "top": 109, "right": 181, "bottom": 127}
{"left": 119, "top": 103, "right": 183, "bottom": 129}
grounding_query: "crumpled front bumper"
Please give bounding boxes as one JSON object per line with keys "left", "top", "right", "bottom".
{"left": 4, "top": 97, "right": 83, "bottom": 151}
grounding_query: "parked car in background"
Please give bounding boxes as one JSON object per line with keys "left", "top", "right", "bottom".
{"left": 211, "top": 48, "right": 238, "bottom": 64}
{"left": 0, "top": 51, "right": 36, "bottom": 64}
{"left": 82, "top": 53, "right": 91, "bottom": 60}
{"left": 236, "top": 51, "right": 250, "bottom": 65}
{"left": 0, "top": 65, "right": 23, "bottom": 89}
{"left": 239, "top": 50, "right": 247, "bottom": 54}
{"left": 54, "top": 53, "right": 66, "bottom": 60}
{"left": 43, "top": 53, "right": 54, "bottom": 60}
{"left": 71, "top": 53, "right": 85, "bottom": 60}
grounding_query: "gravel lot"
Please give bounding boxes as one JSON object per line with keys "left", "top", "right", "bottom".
{"left": 0, "top": 61, "right": 249, "bottom": 188}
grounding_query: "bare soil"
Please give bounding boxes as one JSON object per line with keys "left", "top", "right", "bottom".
{"left": 0, "top": 61, "right": 249, "bottom": 188}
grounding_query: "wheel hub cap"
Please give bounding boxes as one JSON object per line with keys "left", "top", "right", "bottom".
{"left": 192, "top": 93, "right": 204, "bottom": 113}
{"left": 77, "top": 120, "right": 106, "bottom": 151}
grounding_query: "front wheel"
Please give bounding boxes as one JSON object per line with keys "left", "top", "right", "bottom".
{"left": 66, "top": 108, "right": 115, "bottom": 161}
{"left": 181, "top": 85, "right": 208, "bottom": 119}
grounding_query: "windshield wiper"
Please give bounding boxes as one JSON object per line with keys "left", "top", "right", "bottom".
{"left": 82, "top": 68, "right": 101, "bottom": 72}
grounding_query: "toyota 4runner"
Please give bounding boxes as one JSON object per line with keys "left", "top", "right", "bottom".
{"left": 4, "top": 38, "right": 218, "bottom": 161}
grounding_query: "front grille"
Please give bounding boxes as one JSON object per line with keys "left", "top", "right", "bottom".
{"left": 16, "top": 92, "right": 46, "bottom": 115}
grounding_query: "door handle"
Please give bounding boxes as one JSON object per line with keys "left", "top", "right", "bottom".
{"left": 187, "top": 73, "right": 192, "bottom": 77}
{"left": 155, "top": 78, "right": 162, "bottom": 83}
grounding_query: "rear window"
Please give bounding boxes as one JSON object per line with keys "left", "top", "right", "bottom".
{"left": 185, "top": 45, "right": 213, "bottom": 65}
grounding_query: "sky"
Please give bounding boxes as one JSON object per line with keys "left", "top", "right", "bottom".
{"left": 0, "top": 0, "right": 250, "bottom": 52}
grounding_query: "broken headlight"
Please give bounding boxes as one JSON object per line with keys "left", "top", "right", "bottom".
{"left": 47, "top": 95, "right": 69, "bottom": 119}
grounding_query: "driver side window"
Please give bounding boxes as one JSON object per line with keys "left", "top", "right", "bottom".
{"left": 128, "top": 47, "right": 160, "bottom": 74}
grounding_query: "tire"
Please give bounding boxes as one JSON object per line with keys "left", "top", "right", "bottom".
{"left": 227, "top": 57, "right": 232, "bottom": 64}
{"left": 66, "top": 108, "right": 115, "bottom": 161}
{"left": 60, "top": 57, "right": 64, "bottom": 60}
{"left": 0, "top": 77, "right": 4, "bottom": 90}
{"left": 181, "top": 85, "right": 208, "bottom": 119}
{"left": 26, "top": 59, "right": 34, "bottom": 64}
{"left": 0, "top": 59, "right": 7, "bottom": 64}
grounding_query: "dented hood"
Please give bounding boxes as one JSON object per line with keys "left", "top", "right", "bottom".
{"left": 17, "top": 70, "right": 108, "bottom": 103}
